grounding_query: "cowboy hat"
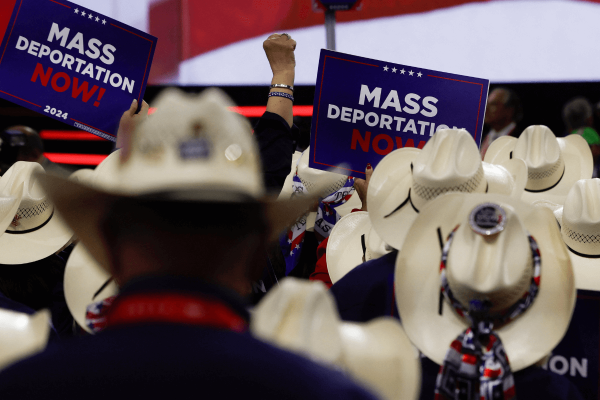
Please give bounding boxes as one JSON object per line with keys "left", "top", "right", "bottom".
{"left": 395, "top": 192, "right": 575, "bottom": 372}
{"left": 326, "top": 211, "right": 390, "bottom": 283}
{"left": 251, "top": 278, "right": 421, "bottom": 400}
{"left": 64, "top": 242, "right": 118, "bottom": 334}
{"left": 368, "top": 129, "right": 527, "bottom": 251}
{"left": 0, "top": 162, "right": 73, "bottom": 264}
{"left": 0, "top": 308, "right": 51, "bottom": 370}
{"left": 484, "top": 125, "right": 593, "bottom": 205}
{"left": 38, "top": 89, "right": 324, "bottom": 271}
{"left": 534, "top": 179, "right": 600, "bottom": 291}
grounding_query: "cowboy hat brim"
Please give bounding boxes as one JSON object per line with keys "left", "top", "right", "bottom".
{"left": 39, "top": 173, "right": 324, "bottom": 272}
{"left": 484, "top": 135, "right": 593, "bottom": 204}
{"left": 327, "top": 211, "right": 371, "bottom": 283}
{"left": 0, "top": 209, "right": 73, "bottom": 265}
{"left": 395, "top": 193, "right": 575, "bottom": 371}
{"left": 64, "top": 242, "right": 119, "bottom": 333}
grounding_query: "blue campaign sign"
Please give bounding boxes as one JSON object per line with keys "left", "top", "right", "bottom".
{"left": 0, "top": 0, "right": 157, "bottom": 141}
{"left": 545, "top": 290, "right": 600, "bottom": 399}
{"left": 309, "top": 49, "right": 489, "bottom": 178}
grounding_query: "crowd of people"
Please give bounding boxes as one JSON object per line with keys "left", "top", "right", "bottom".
{"left": 0, "top": 32, "right": 597, "bottom": 400}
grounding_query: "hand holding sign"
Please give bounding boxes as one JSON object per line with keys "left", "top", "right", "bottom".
{"left": 116, "top": 99, "right": 149, "bottom": 162}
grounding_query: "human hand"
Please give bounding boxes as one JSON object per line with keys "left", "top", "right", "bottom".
{"left": 263, "top": 33, "right": 296, "bottom": 77}
{"left": 354, "top": 163, "right": 373, "bottom": 212}
{"left": 117, "top": 99, "right": 149, "bottom": 161}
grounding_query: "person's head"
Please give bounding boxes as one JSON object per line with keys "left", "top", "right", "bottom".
{"left": 0, "top": 126, "right": 44, "bottom": 174}
{"left": 484, "top": 87, "right": 523, "bottom": 129}
{"left": 563, "top": 97, "right": 593, "bottom": 132}
{"left": 101, "top": 196, "right": 268, "bottom": 296}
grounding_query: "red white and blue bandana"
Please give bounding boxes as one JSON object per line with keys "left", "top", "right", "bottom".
{"left": 435, "top": 226, "right": 541, "bottom": 400}
{"left": 279, "top": 173, "right": 355, "bottom": 276}
{"left": 85, "top": 295, "right": 117, "bottom": 333}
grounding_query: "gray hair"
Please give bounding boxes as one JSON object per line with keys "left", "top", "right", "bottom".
{"left": 563, "top": 97, "right": 592, "bottom": 131}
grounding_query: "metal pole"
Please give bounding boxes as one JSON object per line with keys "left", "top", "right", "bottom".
{"left": 325, "top": 9, "right": 336, "bottom": 50}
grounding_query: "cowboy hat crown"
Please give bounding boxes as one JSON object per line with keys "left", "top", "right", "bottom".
{"left": 446, "top": 205, "right": 534, "bottom": 315}
{"left": 513, "top": 125, "right": 564, "bottom": 191}
{"left": 562, "top": 178, "right": 600, "bottom": 255}
{"left": 112, "top": 88, "right": 264, "bottom": 199}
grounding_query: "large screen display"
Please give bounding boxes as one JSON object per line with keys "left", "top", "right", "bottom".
{"left": 3, "top": 0, "right": 600, "bottom": 85}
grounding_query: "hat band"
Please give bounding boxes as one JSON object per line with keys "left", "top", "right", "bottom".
{"left": 523, "top": 156, "right": 565, "bottom": 193}
{"left": 5, "top": 210, "right": 54, "bottom": 235}
{"left": 412, "top": 165, "right": 485, "bottom": 207}
{"left": 561, "top": 223, "right": 600, "bottom": 257}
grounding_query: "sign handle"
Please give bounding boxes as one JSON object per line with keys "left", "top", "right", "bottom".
{"left": 325, "top": 9, "right": 336, "bottom": 50}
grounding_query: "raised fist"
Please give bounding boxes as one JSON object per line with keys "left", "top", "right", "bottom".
{"left": 263, "top": 33, "right": 296, "bottom": 75}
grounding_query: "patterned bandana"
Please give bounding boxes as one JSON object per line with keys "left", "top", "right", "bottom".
{"left": 279, "top": 173, "right": 355, "bottom": 276}
{"left": 85, "top": 296, "right": 117, "bottom": 333}
{"left": 435, "top": 226, "right": 541, "bottom": 400}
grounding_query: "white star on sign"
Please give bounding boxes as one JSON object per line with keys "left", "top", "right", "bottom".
{"left": 409, "top": 70, "right": 414, "bottom": 76}
{"left": 295, "top": 244, "right": 300, "bottom": 249}
{"left": 417, "top": 72, "right": 423, "bottom": 78}
{"left": 81, "top": 11, "right": 86, "bottom": 16}
{"left": 400, "top": 69, "right": 405, "bottom": 74}
{"left": 288, "top": 239, "right": 292, "bottom": 244}
{"left": 96, "top": 16, "right": 100, "bottom": 22}
{"left": 383, "top": 65, "right": 389, "bottom": 71}
{"left": 392, "top": 67, "right": 397, "bottom": 73}
{"left": 74, "top": 8, "right": 79, "bottom": 14}
{"left": 88, "top": 14, "right": 93, "bottom": 19}
{"left": 102, "top": 19, "right": 107, "bottom": 25}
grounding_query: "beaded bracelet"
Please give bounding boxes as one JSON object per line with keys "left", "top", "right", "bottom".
{"left": 268, "top": 91, "right": 294, "bottom": 102}
{"left": 270, "top": 84, "right": 294, "bottom": 92}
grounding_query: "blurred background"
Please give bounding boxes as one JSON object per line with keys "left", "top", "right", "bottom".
{"left": 2, "top": 0, "right": 600, "bottom": 167}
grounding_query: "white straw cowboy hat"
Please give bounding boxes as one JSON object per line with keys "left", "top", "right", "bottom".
{"left": 534, "top": 179, "right": 600, "bottom": 291}
{"left": 251, "top": 278, "right": 421, "bottom": 400}
{"left": 326, "top": 211, "right": 390, "bottom": 283}
{"left": 38, "top": 89, "right": 322, "bottom": 270}
{"left": 0, "top": 308, "right": 51, "bottom": 370}
{"left": 64, "top": 242, "right": 118, "bottom": 334}
{"left": 484, "top": 125, "right": 592, "bottom": 205}
{"left": 279, "top": 148, "right": 362, "bottom": 230}
{"left": 395, "top": 193, "right": 575, "bottom": 372}
{"left": 0, "top": 162, "right": 73, "bottom": 264}
{"left": 368, "top": 129, "right": 527, "bottom": 251}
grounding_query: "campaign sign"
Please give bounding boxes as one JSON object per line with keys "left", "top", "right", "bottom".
{"left": 0, "top": 0, "right": 157, "bottom": 141}
{"left": 545, "top": 289, "right": 600, "bottom": 399}
{"left": 309, "top": 49, "right": 489, "bottom": 178}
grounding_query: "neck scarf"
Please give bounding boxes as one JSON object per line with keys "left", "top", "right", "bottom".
{"left": 279, "top": 173, "right": 355, "bottom": 276}
{"left": 435, "top": 226, "right": 541, "bottom": 400}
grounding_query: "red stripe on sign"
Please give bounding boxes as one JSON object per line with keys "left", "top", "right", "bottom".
{"left": 40, "top": 130, "right": 104, "bottom": 141}
{"left": 44, "top": 153, "right": 108, "bottom": 165}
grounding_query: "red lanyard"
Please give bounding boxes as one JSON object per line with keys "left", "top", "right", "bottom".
{"left": 107, "top": 293, "right": 247, "bottom": 333}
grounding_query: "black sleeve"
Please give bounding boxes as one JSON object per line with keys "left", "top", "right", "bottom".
{"left": 254, "top": 111, "right": 300, "bottom": 193}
